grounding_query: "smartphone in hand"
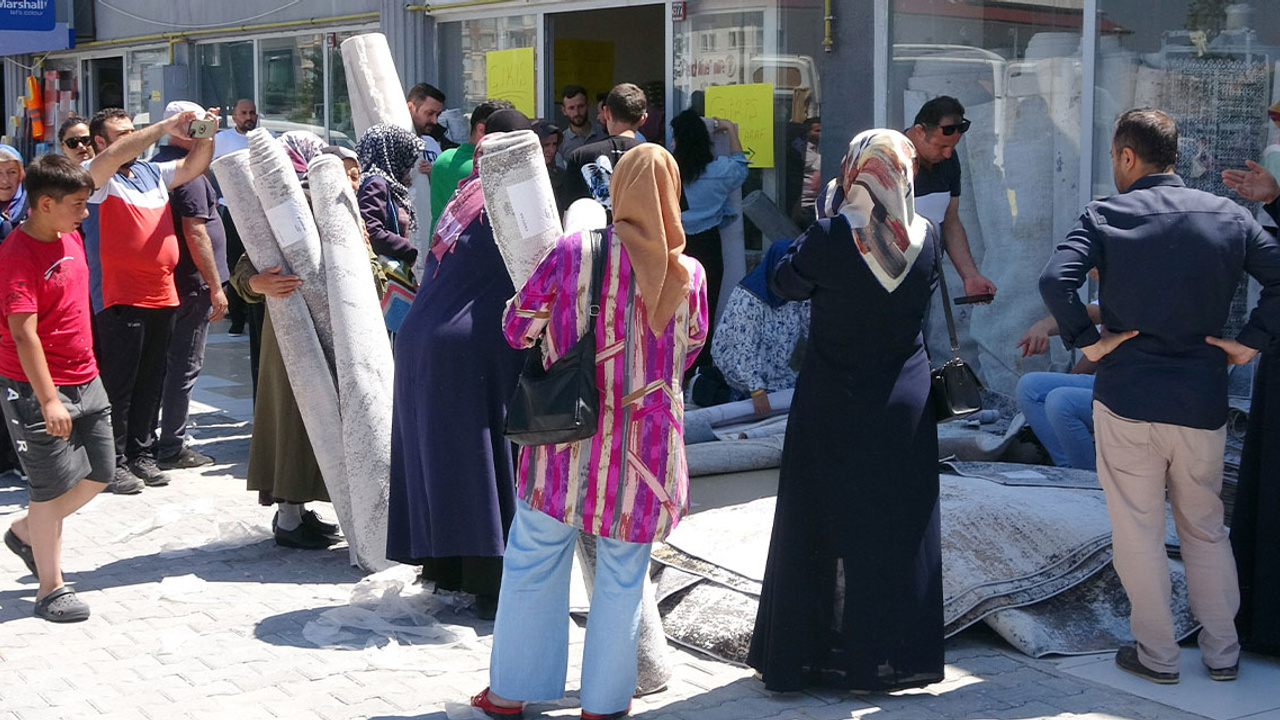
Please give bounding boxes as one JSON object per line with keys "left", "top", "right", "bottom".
{"left": 189, "top": 119, "right": 218, "bottom": 139}
{"left": 954, "top": 293, "right": 995, "bottom": 305}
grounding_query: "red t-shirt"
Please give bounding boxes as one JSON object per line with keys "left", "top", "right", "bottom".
{"left": 0, "top": 227, "right": 98, "bottom": 385}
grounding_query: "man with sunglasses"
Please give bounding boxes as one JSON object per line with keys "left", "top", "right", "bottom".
{"left": 58, "top": 117, "right": 95, "bottom": 163}
{"left": 905, "top": 96, "right": 996, "bottom": 301}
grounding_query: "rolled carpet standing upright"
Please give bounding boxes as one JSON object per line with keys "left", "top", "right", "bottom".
{"left": 246, "top": 128, "right": 337, "bottom": 374}
{"left": 477, "top": 129, "right": 563, "bottom": 288}
{"left": 210, "top": 150, "right": 363, "bottom": 569}
{"left": 340, "top": 32, "right": 432, "bottom": 280}
{"left": 307, "top": 153, "right": 395, "bottom": 572}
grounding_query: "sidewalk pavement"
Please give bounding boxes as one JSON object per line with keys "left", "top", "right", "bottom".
{"left": 0, "top": 324, "right": 1275, "bottom": 720}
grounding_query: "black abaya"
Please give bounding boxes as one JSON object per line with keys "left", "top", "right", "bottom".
{"left": 1233, "top": 339, "right": 1280, "bottom": 656}
{"left": 748, "top": 217, "right": 944, "bottom": 692}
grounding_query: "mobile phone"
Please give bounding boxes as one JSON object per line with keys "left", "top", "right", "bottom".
{"left": 188, "top": 118, "right": 218, "bottom": 139}
{"left": 954, "top": 293, "right": 995, "bottom": 305}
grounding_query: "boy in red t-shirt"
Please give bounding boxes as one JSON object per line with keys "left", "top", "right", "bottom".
{"left": 1, "top": 154, "right": 116, "bottom": 622}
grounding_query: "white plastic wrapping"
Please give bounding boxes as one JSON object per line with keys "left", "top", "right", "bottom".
{"left": 478, "top": 130, "right": 563, "bottom": 288}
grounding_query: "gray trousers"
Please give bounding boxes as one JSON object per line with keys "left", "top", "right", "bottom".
{"left": 577, "top": 532, "right": 671, "bottom": 695}
{"left": 158, "top": 290, "right": 213, "bottom": 459}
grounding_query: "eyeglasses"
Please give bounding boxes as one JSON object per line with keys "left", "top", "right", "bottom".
{"left": 62, "top": 136, "right": 92, "bottom": 149}
{"left": 935, "top": 119, "right": 971, "bottom": 136}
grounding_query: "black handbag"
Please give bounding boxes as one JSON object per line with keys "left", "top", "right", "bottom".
{"left": 504, "top": 230, "right": 605, "bottom": 446}
{"left": 930, "top": 233, "right": 984, "bottom": 422}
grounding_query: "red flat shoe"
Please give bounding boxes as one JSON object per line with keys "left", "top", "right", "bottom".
{"left": 471, "top": 687, "right": 524, "bottom": 718}
{"left": 582, "top": 703, "right": 631, "bottom": 719}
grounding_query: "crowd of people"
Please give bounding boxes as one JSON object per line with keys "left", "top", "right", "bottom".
{"left": 1, "top": 67, "right": 1279, "bottom": 719}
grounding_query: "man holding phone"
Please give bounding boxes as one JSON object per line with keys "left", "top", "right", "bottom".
{"left": 905, "top": 96, "right": 996, "bottom": 302}
{"left": 83, "top": 105, "right": 219, "bottom": 492}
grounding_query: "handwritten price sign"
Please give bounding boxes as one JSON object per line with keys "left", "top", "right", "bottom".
{"left": 705, "top": 83, "right": 774, "bottom": 169}
{"left": 486, "top": 48, "right": 536, "bottom": 117}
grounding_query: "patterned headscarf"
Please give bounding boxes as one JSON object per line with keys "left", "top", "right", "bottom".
{"left": 0, "top": 144, "right": 27, "bottom": 228}
{"left": 278, "top": 131, "right": 328, "bottom": 179}
{"left": 821, "top": 129, "right": 927, "bottom": 292}
{"left": 357, "top": 123, "right": 424, "bottom": 233}
{"left": 610, "top": 143, "right": 689, "bottom": 335}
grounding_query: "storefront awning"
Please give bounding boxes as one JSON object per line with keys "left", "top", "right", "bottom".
{"left": 0, "top": 23, "right": 74, "bottom": 55}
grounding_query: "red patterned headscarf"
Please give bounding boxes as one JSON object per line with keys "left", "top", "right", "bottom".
{"left": 829, "top": 129, "right": 928, "bottom": 292}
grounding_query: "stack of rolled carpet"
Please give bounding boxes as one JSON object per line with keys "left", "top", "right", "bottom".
{"left": 211, "top": 130, "right": 393, "bottom": 573}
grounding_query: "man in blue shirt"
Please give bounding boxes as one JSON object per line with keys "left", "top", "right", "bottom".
{"left": 1040, "top": 109, "right": 1280, "bottom": 685}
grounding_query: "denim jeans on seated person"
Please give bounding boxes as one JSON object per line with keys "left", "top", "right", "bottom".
{"left": 1016, "top": 372, "right": 1097, "bottom": 470}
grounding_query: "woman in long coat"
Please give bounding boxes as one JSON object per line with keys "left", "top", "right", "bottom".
{"left": 747, "top": 129, "right": 944, "bottom": 693}
{"left": 385, "top": 110, "right": 530, "bottom": 618}
{"left": 471, "top": 144, "right": 708, "bottom": 719}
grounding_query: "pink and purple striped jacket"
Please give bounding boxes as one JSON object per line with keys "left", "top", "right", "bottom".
{"left": 502, "top": 228, "right": 708, "bottom": 544}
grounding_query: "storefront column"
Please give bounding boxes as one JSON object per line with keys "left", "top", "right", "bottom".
{"left": 381, "top": 0, "right": 436, "bottom": 90}
{"left": 816, "top": 1, "right": 876, "bottom": 184}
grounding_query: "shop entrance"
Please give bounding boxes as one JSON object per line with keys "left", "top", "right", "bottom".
{"left": 545, "top": 4, "right": 666, "bottom": 140}
{"left": 83, "top": 57, "right": 124, "bottom": 114}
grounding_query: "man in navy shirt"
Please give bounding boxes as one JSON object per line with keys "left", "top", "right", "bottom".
{"left": 1040, "top": 109, "right": 1280, "bottom": 684}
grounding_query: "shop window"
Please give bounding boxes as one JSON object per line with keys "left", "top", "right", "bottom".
{"left": 437, "top": 15, "right": 538, "bottom": 114}
{"left": 258, "top": 34, "right": 326, "bottom": 136}
{"left": 127, "top": 48, "right": 167, "bottom": 119}
{"left": 1092, "top": 0, "right": 1278, "bottom": 337}
{"left": 198, "top": 41, "right": 254, "bottom": 114}
{"left": 889, "top": 0, "right": 1085, "bottom": 394}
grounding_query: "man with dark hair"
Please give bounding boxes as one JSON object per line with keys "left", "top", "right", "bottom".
{"left": 558, "top": 84, "right": 604, "bottom": 161}
{"left": 1041, "top": 107, "right": 1280, "bottom": 685}
{"left": 429, "top": 98, "right": 514, "bottom": 237}
{"left": 905, "top": 95, "right": 996, "bottom": 299}
{"left": 407, "top": 82, "right": 451, "bottom": 155}
{"left": 85, "top": 104, "right": 219, "bottom": 491}
{"left": 563, "top": 83, "right": 649, "bottom": 208}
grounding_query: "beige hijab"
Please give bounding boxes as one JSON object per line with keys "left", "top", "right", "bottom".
{"left": 610, "top": 143, "right": 690, "bottom": 335}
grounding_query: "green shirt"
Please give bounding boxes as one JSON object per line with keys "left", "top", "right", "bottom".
{"left": 429, "top": 142, "right": 476, "bottom": 239}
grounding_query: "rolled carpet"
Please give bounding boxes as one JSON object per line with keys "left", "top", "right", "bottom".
{"left": 340, "top": 33, "right": 414, "bottom": 138}
{"left": 211, "top": 150, "right": 359, "bottom": 567}
{"left": 247, "top": 128, "right": 337, "bottom": 375}
{"left": 477, "top": 130, "right": 562, "bottom": 288}
{"left": 308, "top": 153, "right": 395, "bottom": 572}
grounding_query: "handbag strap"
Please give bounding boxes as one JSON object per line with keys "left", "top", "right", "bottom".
{"left": 587, "top": 229, "right": 605, "bottom": 326}
{"left": 933, "top": 229, "right": 962, "bottom": 358}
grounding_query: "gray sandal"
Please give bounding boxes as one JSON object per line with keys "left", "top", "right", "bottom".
{"left": 34, "top": 586, "right": 90, "bottom": 623}
{"left": 4, "top": 528, "right": 37, "bottom": 578}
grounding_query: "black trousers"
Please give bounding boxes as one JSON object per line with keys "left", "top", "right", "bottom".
{"left": 683, "top": 226, "right": 724, "bottom": 372}
{"left": 95, "top": 305, "right": 176, "bottom": 466}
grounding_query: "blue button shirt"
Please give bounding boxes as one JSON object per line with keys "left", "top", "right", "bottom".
{"left": 681, "top": 152, "right": 749, "bottom": 235}
{"left": 1040, "top": 173, "right": 1280, "bottom": 429}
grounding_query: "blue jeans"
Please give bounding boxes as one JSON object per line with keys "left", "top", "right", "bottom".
{"left": 1016, "top": 372, "right": 1096, "bottom": 470}
{"left": 490, "top": 501, "right": 651, "bottom": 716}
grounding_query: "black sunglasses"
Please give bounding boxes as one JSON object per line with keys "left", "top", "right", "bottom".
{"left": 935, "top": 119, "right": 971, "bottom": 136}
{"left": 62, "top": 136, "right": 92, "bottom": 149}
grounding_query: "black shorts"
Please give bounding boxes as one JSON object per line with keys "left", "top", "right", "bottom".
{"left": 0, "top": 375, "right": 114, "bottom": 502}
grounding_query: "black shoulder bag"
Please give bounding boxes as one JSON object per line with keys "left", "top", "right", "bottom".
{"left": 505, "top": 230, "right": 605, "bottom": 446}
{"left": 930, "top": 233, "right": 984, "bottom": 422}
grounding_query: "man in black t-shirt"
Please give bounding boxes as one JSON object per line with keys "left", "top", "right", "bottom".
{"left": 905, "top": 96, "right": 996, "bottom": 299}
{"left": 564, "top": 83, "right": 648, "bottom": 210}
{"left": 152, "top": 102, "right": 229, "bottom": 471}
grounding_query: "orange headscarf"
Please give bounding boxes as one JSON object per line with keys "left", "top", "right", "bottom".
{"left": 610, "top": 143, "right": 690, "bottom": 335}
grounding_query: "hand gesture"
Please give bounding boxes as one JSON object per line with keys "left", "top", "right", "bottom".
{"left": 41, "top": 399, "right": 72, "bottom": 440}
{"left": 248, "top": 265, "right": 303, "bottom": 298}
{"left": 1080, "top": 329, "right": 1138, "bottom": 363}
{"left": 1221, "top": 160, "right": 1280, "bottom": 204}
{"left": 1205, "top": 336, "right": 1258, "bottom": 366}
{"left": 1016, "top": 324, "right": 1051, "bottom": 358}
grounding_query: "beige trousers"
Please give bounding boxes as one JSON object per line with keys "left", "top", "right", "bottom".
{"left": 1093, "top": 401, "right": 1240, "bottom": 673}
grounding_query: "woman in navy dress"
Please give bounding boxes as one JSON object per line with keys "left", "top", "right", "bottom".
{"left": 748, "top": 129, "right": 944, "bottom": 692}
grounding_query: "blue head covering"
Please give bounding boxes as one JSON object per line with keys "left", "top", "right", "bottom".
{"left": 739, "top": 237, "right": 793, "bottom": 309}
{"left": 0, "top": 144, "right": 26, "bottom": 228}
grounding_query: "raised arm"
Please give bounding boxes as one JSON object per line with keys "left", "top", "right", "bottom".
{"left": 170, "top": 108, "right": 219, "bottom": 188}
{"left": 88, "top": 112, "right": 194, "bottom": 189}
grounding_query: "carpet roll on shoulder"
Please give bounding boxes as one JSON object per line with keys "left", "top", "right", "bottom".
{"left": 340, "top": 33, "right": 414, "bottom": 138}
{"left": 307, "top": 154, "right": 394, "bottom": 572}
{"left": 211, "top": 150, "right": 359, "bottom": 567}
{"left": 477, "top": 130, "right": 563, "bottom": 288}
{"left": 247, "top": 128, "right": 337, "bottom": 375}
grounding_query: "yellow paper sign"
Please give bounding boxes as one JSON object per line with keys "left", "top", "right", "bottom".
{"left": 486, "top": 47, "right": 536, "bottom": 117}
{"left": 553, "top": 39, "right": 615, "bottom": 108}
{"left": 705, "top": 83, "right": 774, "bottom": 168}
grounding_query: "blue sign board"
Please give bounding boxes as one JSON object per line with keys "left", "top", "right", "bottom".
{"left": 0, "top": 0, "right": 56, "bottom": 33}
